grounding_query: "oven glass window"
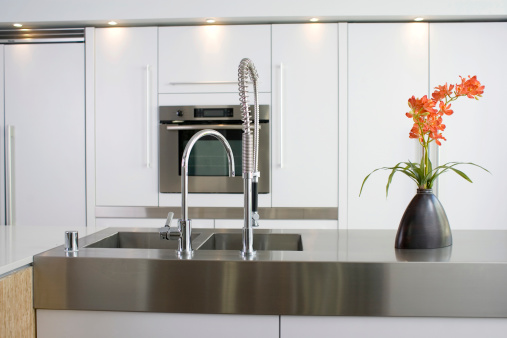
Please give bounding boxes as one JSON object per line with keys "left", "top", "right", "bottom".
{"left": 178, "top": 129, "right": 242, "bottom": 176}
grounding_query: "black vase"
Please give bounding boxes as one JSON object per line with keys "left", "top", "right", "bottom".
{"left": 395, "top": 189, "right": 452, "bottom": 249}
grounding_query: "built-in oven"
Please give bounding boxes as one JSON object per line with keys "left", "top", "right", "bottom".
{"left": 159, "top": 105, "right": 270, "bottom": 193}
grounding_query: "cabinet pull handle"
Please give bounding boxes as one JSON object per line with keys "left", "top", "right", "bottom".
{"left": 279, "top": 63, "right": 284, "bottom": 168}
{"left": 146, "top": 64, "right": 151, "bottom": 168}
{"left": 166, "top": 124, "right": 261, "bottom": 131}
{"left": 6, "top": 125, "right": 14, "bottom": 225}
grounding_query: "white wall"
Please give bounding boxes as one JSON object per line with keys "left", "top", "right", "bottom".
{"left": 0, "top": 0, "right": 506, "bottom": 27}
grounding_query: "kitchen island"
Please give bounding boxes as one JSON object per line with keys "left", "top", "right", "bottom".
{"left": 33, "top": 227, "right": 507, "bottom": 318}
{"left": 5, "top": 226, "right": 507, "bottom": 337}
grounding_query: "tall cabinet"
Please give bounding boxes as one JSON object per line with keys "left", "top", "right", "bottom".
{"left": 3, "top": 43, "right": 86, "bottom": 226}
{"left": 94, "top": 27, "right": 159, "bottom": 207}
{"left": 271, "top": 24, "right": 338, "bottom": 208}
{"left": 430, "top": 23, "right": 507, "bottom": 229}
{"left": 0, "top": 45, "right": 4, "bottom": 225}
{"left": 347, "top": 23, "right": 429, "bottom": 229}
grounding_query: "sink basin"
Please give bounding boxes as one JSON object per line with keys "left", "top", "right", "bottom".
{"left": 197, "top": 233, "right": 303, "bottom": 251}
{"left": 84, "top": 232, "right": 200, "bottom": 249}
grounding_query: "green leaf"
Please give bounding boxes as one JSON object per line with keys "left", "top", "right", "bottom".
{"left": 359, "top": 162, "right": 420, "bottom": 197}
{"left": 428, "top": 161, "right": 490, "bottom": 187}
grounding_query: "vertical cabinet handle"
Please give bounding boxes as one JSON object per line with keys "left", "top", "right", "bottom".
{"left": 6, "top": 125, "right": 14, "bottom": 225}
{"left": 279, "top": 63, "right": 284, "bottom": 168}
{"left": 146, "top": 64, "right": 151, "bottom": 168}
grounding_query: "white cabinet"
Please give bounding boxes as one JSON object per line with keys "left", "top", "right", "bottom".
{"left": 95, "top": 27, "right": 158, "bottom": 206}
{"left": 280, "top": 316, "right": 507, "bottom": 338}
{"left": 158, "top": 25, "right": 271, "bottom": 93}
{"left": 4, "top": 43, "right": 86, "bottom": 226}
{"left": 347, "top": 23, "right": 429, "bottom": 229}
{"left": 271, "top": 24, "right": 338, "bottom": 207}
{"left": 429, "top": 23, "right": 507, "bottom": 230}
{"left": 37, "top": 310, "right": 279, "bottom": 338}
{"left": 0, "top": 45, "right": 4, "bottom": 225}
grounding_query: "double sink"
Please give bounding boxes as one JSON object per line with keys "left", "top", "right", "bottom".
{"left": 84, "top": 230, "right": 303, "bottom": 251}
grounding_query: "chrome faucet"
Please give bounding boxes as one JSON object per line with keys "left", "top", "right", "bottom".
{"left": 238, "top": 58, "right": 261, "bottom": 257}
{"left": 160, "top": 129, "right": 235, "bottom": 256}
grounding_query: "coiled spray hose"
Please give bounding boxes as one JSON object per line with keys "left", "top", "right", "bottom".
{"left": 238, "top": 58, "right": 260, "bottom": 174}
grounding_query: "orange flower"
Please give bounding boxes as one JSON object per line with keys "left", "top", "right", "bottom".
{"left": 439, "top": 101, "right": 453, "bottom": 116}
{"left": 455, "top": 75, "right": 485, "bottom": 99}
{"left": 432, "top": 83, "right": 454, "bottom": 101}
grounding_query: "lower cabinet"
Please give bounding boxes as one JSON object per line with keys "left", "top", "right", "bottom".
{"left": 280, "top": 316, "right": 507, "bottom": 338}
{"left": 37, "top": 310, "right": 279, "bottom": 338}
{"left": 0, "top": 266, "right": 35, "bottom": 338}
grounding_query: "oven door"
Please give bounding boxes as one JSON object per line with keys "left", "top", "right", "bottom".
{"left": 159, "top": 123, "right": 269, "bottom": 193}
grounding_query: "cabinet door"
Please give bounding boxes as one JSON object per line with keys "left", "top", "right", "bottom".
{"left": 37, "top": 310, "right": 279, "bottom": 338}
{"left": 271, "top": 24, "right": 338, "bottom": 207}
{"left": 430, "top": 23, "right": 507, "bottom": 229}
{"left": 95, "top": 27, "right": 158, "bottom": 206}
{"left": 0, "top": 45, "right": 4, "bottom": 225}
{"left": 347, "top": 23, "right": 428, "bottom": 229}
{"left": 159, "top": 25, "right": 271, "bottom": 93}
{"left": 4, "top": 43, "right": 86, "bottom": 226}
{"left": 281, "top": 316, "right": 507, "bottom": 338}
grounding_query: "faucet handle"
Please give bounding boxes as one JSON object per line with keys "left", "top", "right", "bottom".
{"left": 160, "top": 212, "right": 181, "bottom": 240}
{"left": 252, "top": 212, "right": 260, "bottom": 227}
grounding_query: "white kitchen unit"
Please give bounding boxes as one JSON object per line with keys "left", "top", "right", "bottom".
{"left": 0, "top": 45, "right": 4, "bottom": 225}
{"left": 94, "top": 27, "right": 159, "bottom": 206}
{"left": 347, "top": 23, "right": 429, "bottom": 229}
{"left": 280, "top": 316, "right": 507, "bottom": 338}
{"left": 430, "top": 23, "right": 507, "bottom": 230}
{"left": 271, "top": 24, "right": 338, "bottom": 208}
{"left": 158, "top": 25, "right": 271, "bottom": 94}
{"left": 3, "top": 43, "right": 86, "bottom": 227}
{"left": 37, "top": 310, "right": 279, "bottom": 338}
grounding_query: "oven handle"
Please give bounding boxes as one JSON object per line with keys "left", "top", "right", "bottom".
{"left": 165, "top": 124, "right": 260, "bottom": 131}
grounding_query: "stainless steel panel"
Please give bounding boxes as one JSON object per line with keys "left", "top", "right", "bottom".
{"left": 94, "top": 206, "right": 339, "bottom": 220}
{"left": 33, "top": 228, "right": 507, "bottom": 317}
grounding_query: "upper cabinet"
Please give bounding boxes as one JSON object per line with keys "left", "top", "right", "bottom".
{"left": 158, "top": 25, "right": 271, "bottom": 93}
{"left": 271, "top": 24, "right": 339, "bottom": 207}
{"left": 95, "top": 27, "right": 159, "bottom": 206}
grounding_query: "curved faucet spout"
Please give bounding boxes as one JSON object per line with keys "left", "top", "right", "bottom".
{"left": 178, "top": 129, "right": 235, "bottom": 254}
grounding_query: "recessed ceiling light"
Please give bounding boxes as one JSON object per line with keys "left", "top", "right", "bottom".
{"left": 13, "top": 23, "right": 23, "bottom": 28}
{"left": 310, "top": 18, "right": 319, "bottom": 22}
{"left": 414, "top": 17, "right": 424, "bottom": 21}
{"left": 108, "top": 21, "right": 118, "bottom": 26}
{"left": 206, "top": 18, "right": 216, "bottom": 24}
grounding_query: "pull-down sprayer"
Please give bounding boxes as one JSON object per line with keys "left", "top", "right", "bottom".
{"left": 238, "top": 58, "right": 261, "bottom": 257}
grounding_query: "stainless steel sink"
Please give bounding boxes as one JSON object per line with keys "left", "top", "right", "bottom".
{"left": 197, "top": 233, "right": 303, "bottom": 251}
{"left": 84, "top": 232, "right": 201, "bottom": 249}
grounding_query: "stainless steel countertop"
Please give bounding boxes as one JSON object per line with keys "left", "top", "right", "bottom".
{"left": 33, "top": 228, "right": 507, "bottom": 317}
